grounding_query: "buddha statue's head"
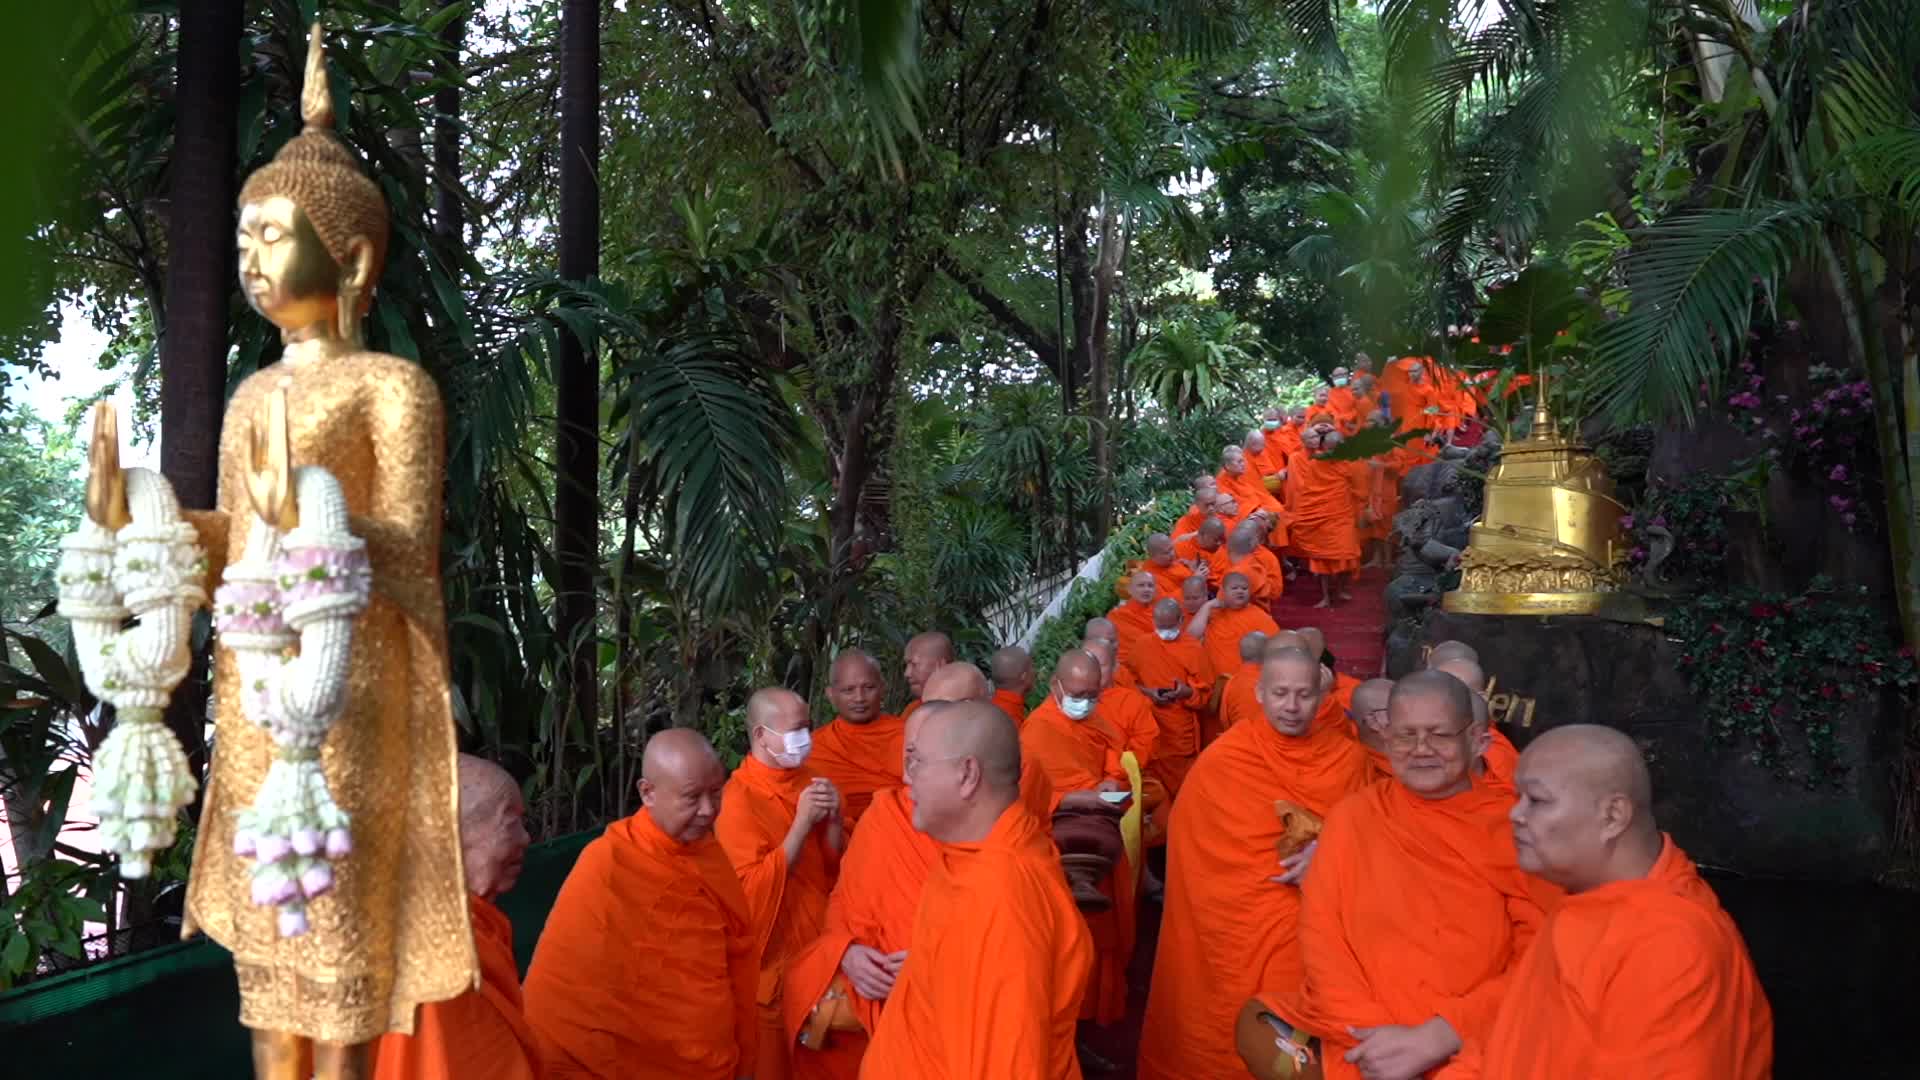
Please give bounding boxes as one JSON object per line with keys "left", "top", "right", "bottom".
{"left": 236, "top": 25, "right": 389, "bottom": 344}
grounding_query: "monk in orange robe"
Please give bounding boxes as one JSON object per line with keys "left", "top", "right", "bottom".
{"left": 1346, "top": 677, "right": 1397, "bottom": 781}
{"left": 372, "top": 756, "right": 538, "bottom": 1080}
{"left": 810, "top": 650, "right": 905, "bottom": 830}
{"left": 1276, "top": 672, "right": 1552, "bottom": 1080}
{"left": 1137, "top": 648, "right": 1372, "bottom": 1080}
{"left": 1122, "top": 598, "right": 1210, "bottom": 803}
{"left": 1177, "top": 575, "right": 1210, "bottom": 631}
{"left": 896, "top": 630, "right": 953, "bottom": 721}
{"left": 1171, "top": 475, "right": 1218, "bottom": 540}
{"left": 989, "top": 646, "right": 1034, "bottom": 728}
{"left": 1021, "top": 651, "right": 1140, "bottom": 1025}
{"left": 783, "top": 672, "right": 1055, "bottom": 1079}
{"left": 1429, "top": 648, "right": 1521, "bottom": 786}
{"left": 716, "top": 689, "right": 849, "bottom": 1080}
{"left": 1134, "top": 532, "right": 1194, "bottom": 599}
{"left": 1218, "top": 445, "right": 1288, "bottom": 538}
{"left": 1450, "top": 725, "right": 1773, "bottom": 1078}
{"left": 1174, "top": 516, "right": 1228, "bottom": 589}
{"left": 860, "top": 701, "right": 1093, "bottom": 1078}
{"left": 1249, "top": 418, "right": 1289, "bottom": 477}
{"left": 1216, "top": 630, "right": 1270, "bottom": 732}
{"left": 1286, "top": 424, "right": 1368, "bottom": 608}
{"left": 523, "top": 730, "right": 757, "bottom": 1079}
{"left": 1187, "top": 571, "right": 1281, "bottom": 679}
{"left": 1224, "top": 522, "right": 1284, "bottom": 605}
{"left": 1083, "top": 638, "right": 1158, "bottom": 770}
{"left": 1327, "top": 365, "right": 1362, "bottom": 433}
{"left": 1273, "top": 407, "right": 1307, "bottom": 470}
{"left": 1107, "top": 570, "right": 1160, "bottom": 670}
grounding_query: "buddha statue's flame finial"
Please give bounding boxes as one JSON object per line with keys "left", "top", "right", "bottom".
{"left": 300, "top": 23, "right": 334, "bottom": 133}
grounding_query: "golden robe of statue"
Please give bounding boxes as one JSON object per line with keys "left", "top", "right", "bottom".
{"left": 172, "top": 24, "right": 476, "bottom": 1064}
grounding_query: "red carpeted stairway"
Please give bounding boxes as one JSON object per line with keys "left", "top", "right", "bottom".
{"left": 1268, "top": 565, "right": 1391, "bottom": 677}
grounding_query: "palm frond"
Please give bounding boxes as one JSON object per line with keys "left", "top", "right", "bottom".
{"left": 1589, "top": 203, "right": 1821, "bottom": 424}
{"left": 1279, "top": 0, "right": 1348, "bottom": 71}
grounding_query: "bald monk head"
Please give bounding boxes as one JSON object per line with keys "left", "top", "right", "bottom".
{"left": 990, "top": 646, "right": 1035, "bottom": 695}
{"left": 1263, "top": 629, "right": 1308, "bottom": 656}
{"left": 1180, "top": 575, "right": 1210, "bottom": 616}
{"left": 1084, "top": 617, "right": 1120, "bottom": 650}
{"left": 903, "top": 631, "right": 955, "bottom": 699}
{"left": 907, "top": 700, "right": 1023, "bottom": 842}
{"left": 1243, "top": 430, "right": 1267, "bottom": 455}
{"left": 1210, "top": 493, "right": 1241, "bottom": 521}
{"left": 1383, "top": 670, "right": 1485, "bottom": 801}
{"left": 1427, "top": 640, "right": 1481, "bottom": 667}
{"left": 1126, "top": 569, "right": 1159, "bottom": 606}
{"left": 1432, "top": 656, "right": 1490, "bottom": 724}
{"left": 1288, "top": 404, "right": 1308, "bottom": 425}
{"left": 746, "top": 686, "right": 813, "bottom": 770}
{"left": 827, "top": 649, "right": 886, "bottom": 724}
{"left": 1239, "top": 631, "right": 1269, "bottom": 663}
{"left": 924, "top": 661, "right": 991, "bottom": 704}
{"left": 1191, "top": 472, "right": 1217, "bottom": 494}
{"left": 1297, "top": 626, "right": 1334, "bottom": 691}
{"left": 1050, "top": 650, "right": 1103, "bottom": 719}
{"left": 1197, "top": 516, "right": 1228, "bottom": 553}
{"left": 639, "top": 728, "right": 728, "bottom": 844}
{"left": 1312, "top": 385, "right": 1330, "bottom": 406}
{"left": 1349, "top": 677, "right": 1395, "bottom": 746}
{"left": 1219, "top": 571, "right": 1253, "bottom": 610}
{"left": 1146, "top": 532, "right": 1177, "bottom": 566}
{"left": 1354, "top": 351, "right": 1374, "bottom": 373}
{"left": 1331, "top": 364, "right": 1351, "bottom": 386}
{"left": 459, "top": 754, "right": 530, "bottom": 899}
{"left": 1153, "top": 597, "right": 1183, "bottom": 636}
{"left": 1221, "top": 444, "right": 1247, "bottom": 474}
{"left": 1255, "top": 647, "right": 1325, "bottom": 737}
{"left": 1227, "top": 523, "right": 1260, "bottom": 559}
{"left": 1080, "top": 638, "right": 1119, "bottom": 688}
{"left": 1511, "top": 724, "right": 1664, "bottom": 893}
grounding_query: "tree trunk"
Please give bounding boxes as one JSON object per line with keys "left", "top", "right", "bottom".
{"left": 432, "top": 2, "right": 465, "bottom": 246}
{"left": 157, "top": 0, "right": 242, "bottom": 814}
{"left": 553, "top": 0, "right": 601, "bottom": 831}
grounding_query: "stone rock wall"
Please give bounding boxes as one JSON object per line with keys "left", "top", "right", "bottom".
{"left": 1394, "top": 611, "right": 1894, "bottom": 881}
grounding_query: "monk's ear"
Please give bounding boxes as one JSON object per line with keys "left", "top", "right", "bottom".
{"left": 1597, "top": 792, "right": 1633, "bottom": 843}
{"left": 1468, "top": 722, "right": 1492, "bottom": 761}
{"left": 958, "top": 756, "right": 984, "bottom": 800}
{"left": 637, "top": 777, "right": 655, "bottom": 810}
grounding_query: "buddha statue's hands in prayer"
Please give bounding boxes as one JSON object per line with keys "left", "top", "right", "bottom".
{"left": 841, "top": 942, "right": 907, "bottom": 1001}
{"left": 1270, "top": 839, "right": 1317, "bottom": 886}
{"left": 1342, "top": 1017, "right": 1462, "bottom": 1080}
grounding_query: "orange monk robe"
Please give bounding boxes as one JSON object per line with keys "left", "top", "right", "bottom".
{"left": 1172, "top": 535, "right": 1220, "bottom": 582}
{"left": 1107, "top": 599, "right": 1158, "bottom": 672}
{"left": 1450, "top": 836, "right": 1773, "bottom": 1079}
{"left": 1359, "top": 457, "right": 1399, "bottom": 542}
{"left": 1328, "top": 385, "right": 1362, "bottom": 434}
{"left": 1282, "top": 779, "right": 1552, "bottom": 1080}
{"left": 715, "top": 757, "right": 843, "bottom": 1080}
{"left": 1217, "top": 661, "right": 1264, "bottom": 732}
{"left": 1274, "top": 422, "right": 1306, "bottom": 470}
{"left": 1482, "top": 726, "right": 1520, "bottom": 789}
{"left": 991, "top": 688, "right": 1029, "bottom": 728}
{"left": 1198, "top": 604, "right": 1280, "bottom": 683}
{"left": 808, "top": 713, "right": 905, "bottom": 831}
{"left": 524, "top": 811, "right": 758, "bottom": 1079}
{"left": 1217, "top": 467, "right": 1285, "bottom": 518}
{"left": 1171, "top": 504, "right": 1209, "bottom": 539}
{"left": 1099, "top": 684, "right": 1159, "bottom": 770}
{"left": 1284, "top": 453, "right": 1366, "bottom": 575}
{"left": 1021, "top": 698, "right": 1137, "bottom": 1024}
{"left": 1118, "top": 631, "right": 1210, "bottom": 803}
{"left": 1132, "top": 556, "right": 1193, "bottom": 600}
{"left": 372, "top": 895, "right": 539, "bottom": 1080}
{"left": 858, "top": 804, "right": 1093, "bottom": 1080}
{"left": 1249, "top": 438, "right": 1289, "bottom": 479}
{"left": 1227, "top": 547, "right": 1285, "bottom": 606}
{"left": 1135, "top": 704, "right": 1373, "bottom": 1080}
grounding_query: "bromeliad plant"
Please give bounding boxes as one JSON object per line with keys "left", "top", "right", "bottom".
{"left": 1671, "top": 578, "right": 1918, "bottom": 784}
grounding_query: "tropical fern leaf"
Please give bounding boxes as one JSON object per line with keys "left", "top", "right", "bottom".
{"left": 1588, "top": 203, "right": 1821, "bottom": 424}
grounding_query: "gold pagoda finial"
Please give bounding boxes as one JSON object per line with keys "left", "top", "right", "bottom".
{"left": 300, "top": 23, "right": 334, "bottom": 132}
{"left": 1529, "top": 369, "right": 1555, "bottom": 440}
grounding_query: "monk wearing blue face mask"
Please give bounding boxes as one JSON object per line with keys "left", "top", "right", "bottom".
{"left": 715, "top": 687, "right": 848, "bottom": 1080}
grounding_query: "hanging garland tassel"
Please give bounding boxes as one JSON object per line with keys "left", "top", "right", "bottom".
{"left": 214, "top": 466, "right": 369, "bottom": 937}
{"left": 58, "top": 469, "right": 208, "bottom": 879}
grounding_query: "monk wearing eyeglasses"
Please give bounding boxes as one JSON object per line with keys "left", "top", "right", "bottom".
{"left": 1272, "top": 671, "right": 1555, "bottom": 1080}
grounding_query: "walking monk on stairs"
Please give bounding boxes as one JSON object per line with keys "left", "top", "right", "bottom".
{"left": 1449, "top": 725, "right": 1773, "bottom": 1079}
{"left": 1270, "top": 672, "right": 1554, "bottom": 1080}
{"left": 809, "top": 650, "right": 904, "bottom": 831}
{"left": 1121, "top": 597, "right": 1211, "bottom": 807}
{"left": 715, "top": 688, "right": 848, "bottom": 1080}
{"left": 372, "top": 755, "right": 538, "bottom": 1080}
{"left": 523, "top": 730, "right": 757, "bottom": 1079}
{"left": 859, "top": 701, "right": 1094, "bottom": 1079}
{"left": 1137, "top": 647, "right": 1371, "bottom": 1080}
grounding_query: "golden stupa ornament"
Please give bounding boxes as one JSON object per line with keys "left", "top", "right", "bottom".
{"left": 1442, "top": 374, "right": 1631, "bottom": 616}
{"left": 77, "top": 21, "right": 479, "bottom": 1079}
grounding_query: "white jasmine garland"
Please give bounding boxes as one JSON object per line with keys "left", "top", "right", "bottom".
{"left": 213, "top": 466, "right": 370, "bottom": 938}
{"left": 57, "top": 469, "right": 208, "bottom": 879}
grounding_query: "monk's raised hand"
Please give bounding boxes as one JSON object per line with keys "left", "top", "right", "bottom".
{"left": 1271, "top": 839, "right": 1317, "bottom": 885}
{"left": 841, "top": 943, "right": 898, "bottom": 1000}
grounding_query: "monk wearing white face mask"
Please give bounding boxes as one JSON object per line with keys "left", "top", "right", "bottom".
{"left": 715, "top": 687, "right": 847, "bottom": 1080}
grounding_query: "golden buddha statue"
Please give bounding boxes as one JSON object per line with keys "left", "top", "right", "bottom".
{"left": 85, "top": 25, "right": 475, "bottom": 1078}
{"left": 1442, "top": 374, "right": 1631, "bottom": 616}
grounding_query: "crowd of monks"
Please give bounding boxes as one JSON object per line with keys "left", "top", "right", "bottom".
{"left": 364, "top": 356, "right": 1773, "bottom": 1079}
